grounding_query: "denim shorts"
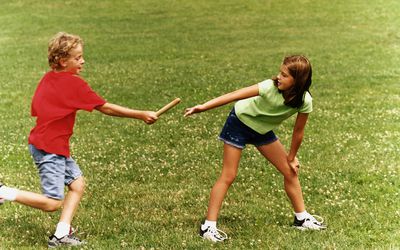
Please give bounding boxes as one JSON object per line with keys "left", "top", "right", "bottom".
{"left": 218, "top": 108, "right": 278, "bottom": 149}
{"left": 29, "top": 144, "right": 83, "bottom": 200}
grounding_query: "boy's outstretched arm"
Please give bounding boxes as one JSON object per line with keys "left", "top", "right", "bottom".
{"left": 184, "top": 84, "right": 259, "bottom": 117}
{"left": 96, "top": 102, "right": 158, "bottom": 124}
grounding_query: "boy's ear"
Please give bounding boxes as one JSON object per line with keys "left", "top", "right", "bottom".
{"left": 59, "top": 58, "right": 67, "bottom": 68}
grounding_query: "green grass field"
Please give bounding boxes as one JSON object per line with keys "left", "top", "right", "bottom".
{"left": 1, "top": 0, "right": 399, "bottom": 249}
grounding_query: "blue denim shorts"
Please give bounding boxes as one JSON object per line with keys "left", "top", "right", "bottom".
{"left": 29, "top": 144, "right": 83, "bottom": 200}
{"left": 218, "top": 108, "right": 278, "bottom": 149}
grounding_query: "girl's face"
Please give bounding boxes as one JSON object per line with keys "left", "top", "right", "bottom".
{"left": 60, "top": 44, "right": 85, "bottom": 74}
{"left": 277, "top": 65, "right": 294, "bottom": 91}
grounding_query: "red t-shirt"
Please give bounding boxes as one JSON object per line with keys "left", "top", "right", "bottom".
{"left": 28, "top": 71, "right": 106, "bottom": 157}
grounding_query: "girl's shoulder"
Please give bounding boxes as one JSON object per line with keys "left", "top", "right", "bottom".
{"left": 299, "top": 91, "right": 313, "bottom": 113}
{"left": 304, "top": 91, "right": 312, "bottom": 103}
{"left": 258, "top": 79, "right": 276, "bottom": 96}
{"left": 259, "top": 79, "right": 274, "bottom": 87}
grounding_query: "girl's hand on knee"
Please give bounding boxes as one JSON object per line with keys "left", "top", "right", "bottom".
{"left": 287, "top": 156, "right": 300, "bottom": 175}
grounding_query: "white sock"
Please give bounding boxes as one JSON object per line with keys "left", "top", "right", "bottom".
{"left": 295, "top": 210, "right": 310, "bottom": 220}
{"left": 0, "top": 186, "right": 18, "bottom": 201}
{"left": 202, "top": 220, "right": 217, "bottom": 230}
{"left": 54, "top": 222, "right": 71, "bottom": 239}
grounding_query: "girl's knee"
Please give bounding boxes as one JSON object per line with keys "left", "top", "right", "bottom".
{"left": 275, "top": 162, "right": 297, "bottom": 179}
{"left": 219, "top": 173, "right": 237, "bottom": 186}
{"left": 283, "top": 170, "right": 300, "bottom": 185}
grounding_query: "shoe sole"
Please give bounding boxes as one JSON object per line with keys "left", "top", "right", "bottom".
{"left": 293, "top": 225, "right": 327, "bottom": 231}
{"left": 199, "top": 234, "right": 227, "bottom": 243}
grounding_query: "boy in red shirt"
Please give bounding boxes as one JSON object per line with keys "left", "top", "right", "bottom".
{"left": 0, "top": 32, "right": 158, "bottom": 247}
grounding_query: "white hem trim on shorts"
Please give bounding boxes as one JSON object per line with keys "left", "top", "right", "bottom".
{"left": 218, "top": 137, "right": 245, "bottom": 149}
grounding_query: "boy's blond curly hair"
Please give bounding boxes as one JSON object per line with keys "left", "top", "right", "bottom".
{"left": 48, "top": 32, "right": 83, "bottom": 69}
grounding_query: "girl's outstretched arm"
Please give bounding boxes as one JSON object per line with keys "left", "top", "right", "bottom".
{"left": 96, "top": 102, "right": 158, "bottom": 124}
{"left": 287, "top": 112, "right": 309, "bottom": 174}
{"left": 184, "top": 84, "right": 259, "bottom": 117}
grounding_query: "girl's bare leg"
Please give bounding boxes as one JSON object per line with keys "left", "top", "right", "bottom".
{"left": 206, "top": 144, "right": 242, "bottom": 220}
{"left": 257, "top": 140, "right": 305, "bottom": 212}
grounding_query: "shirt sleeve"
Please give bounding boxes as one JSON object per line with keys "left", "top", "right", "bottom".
{"left": 68, "top": 76, "right": 106, "bottom": 112}
{"left": 258, "top": 79, "right": 274, "bottom": 97}
{"left": 299, "top": 92, "right": 313, "bottom": 113}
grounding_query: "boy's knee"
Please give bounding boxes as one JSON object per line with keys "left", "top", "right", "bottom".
{"left": 43, "top": 199, "right": 63, "bottom": 212}
{"left": 70, "top": 177, "right": 85, "bottom": 194}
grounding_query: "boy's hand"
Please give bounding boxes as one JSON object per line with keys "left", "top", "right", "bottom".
{"left": 142, "top": 111, "right": 158, "bottom": 124}
{"left": 184, "top": 105, "right": 204, "bottom": 117}
{"left": 287, "top": 156, "right": 300, "bottom": 175}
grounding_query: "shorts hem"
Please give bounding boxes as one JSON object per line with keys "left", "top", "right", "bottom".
{"left": 253, "top": 137, "right": 279, "bottom": 147}
{"left": 66, "top": 174, "right": 83, "bottom": 186}
{"left": 218, "top": 137, "right": 245, "bottom": 149}
{"left": 44, "top": 194, "right": 64, "bottom": 200}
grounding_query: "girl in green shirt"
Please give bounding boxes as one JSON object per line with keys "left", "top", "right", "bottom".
{"left": 185, "top": 55, "right": 326, "bottom": 242}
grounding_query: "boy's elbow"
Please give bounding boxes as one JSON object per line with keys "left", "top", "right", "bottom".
{"left": 95, "top": 103, "right": 106, "bottom": 112}
{"left": 96, "top": 104, "right": 113, "bottom": 115}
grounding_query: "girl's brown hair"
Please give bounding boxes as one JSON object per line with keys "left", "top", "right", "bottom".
{"left": 48, "top": 32, "right": 83, "bottom": 69}
{"left": 273, "top": 55, "right": 312, "bottom": 108}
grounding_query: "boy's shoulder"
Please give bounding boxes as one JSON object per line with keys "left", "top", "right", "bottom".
{"left": 45, "top": 71, "right": 87, "bottom": 84}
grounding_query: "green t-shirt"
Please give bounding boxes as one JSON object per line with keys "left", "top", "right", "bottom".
{"left": 234, "top": 79, "right": 312, "bottom": 134}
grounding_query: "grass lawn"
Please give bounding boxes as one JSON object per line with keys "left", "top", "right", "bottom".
{"left": 0, "top": 0, "right": 399, "bottom": 249}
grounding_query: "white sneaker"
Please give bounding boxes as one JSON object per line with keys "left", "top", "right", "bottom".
{"left": 48, "top": 234, "right": 85, "bottom": 248}
{"left": 199, "top": 224, "right": 227, "bottom": 242}
{"left": 293, "top": 214, "right": 327, "bottom": 230}
{"left": 0, "top": 183, "right": 4, "bottom": 205}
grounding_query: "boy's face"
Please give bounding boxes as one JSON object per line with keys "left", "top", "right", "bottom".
{"left": 61, "top": 44, "right": 85, "bottom": 74}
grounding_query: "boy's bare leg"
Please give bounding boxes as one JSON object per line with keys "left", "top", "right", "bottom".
{"left": 59, "top": 176, "right": 85, "bottom": 225}
{"left": 15, "top": 190, "right": 63, "bottom": 212}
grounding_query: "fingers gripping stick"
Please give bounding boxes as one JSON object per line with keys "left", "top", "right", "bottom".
{"left": 156, "top": 98, "right": 181, "bottom": 117}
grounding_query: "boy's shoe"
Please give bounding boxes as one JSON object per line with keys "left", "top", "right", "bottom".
{"left": 293, "top": 214, "right": 327, "bottom": 230}
{"left": 48, "top": 234, "right": 85, "bottom": 248}
{"left": 199, "top": 224, "right": 227, "bottom": 242}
